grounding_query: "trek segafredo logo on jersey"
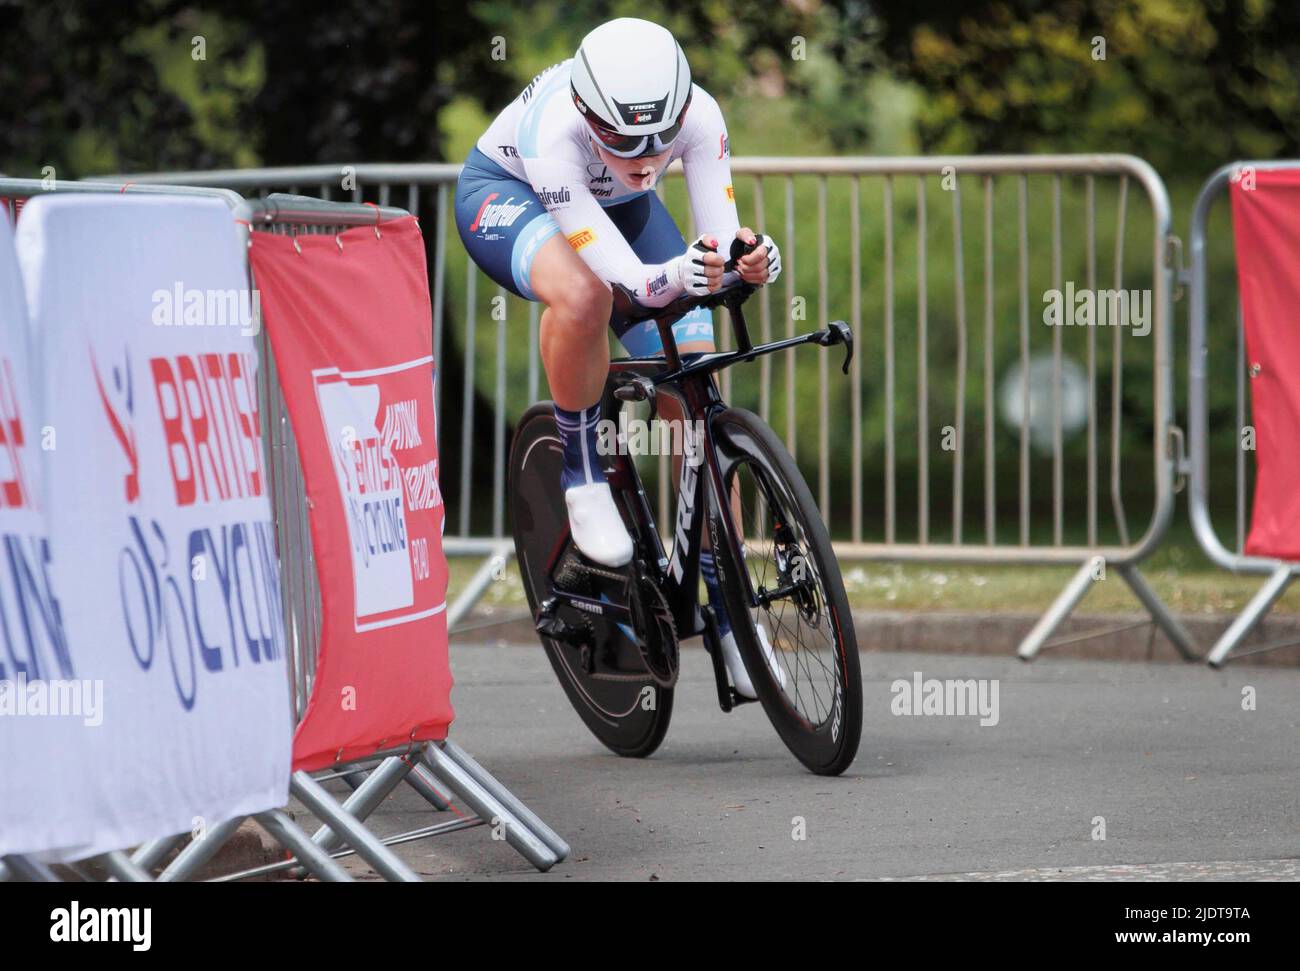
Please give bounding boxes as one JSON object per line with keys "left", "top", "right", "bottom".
{"left": 470, "top": 193, "right": 530, "bottom": 236}
{"left": 537, "top": 186, "right": 572, "bottom": 210}
{"left": 644, "top": 270, "right": 671, "bottom": 298}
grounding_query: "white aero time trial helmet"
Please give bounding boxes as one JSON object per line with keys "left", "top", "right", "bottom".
{"left": 570, "top": 18, "right": 693, "bottom": 159}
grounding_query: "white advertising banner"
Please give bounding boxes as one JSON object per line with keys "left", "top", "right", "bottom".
{"left": 14, "top": 194, "right": 291, "bottom": 859}
{"left": 0, "top": 210, "right": 94, "bottom": 859}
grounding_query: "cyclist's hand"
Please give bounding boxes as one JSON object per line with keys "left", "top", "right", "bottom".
{"left": 734, "top": 229, "right": 782, "bottom": 285}
{"left": 676, "top": 234, "right": 726, "bottom": 295}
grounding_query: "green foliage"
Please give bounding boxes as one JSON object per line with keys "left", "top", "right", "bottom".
{"left": 1, "top": 1, "right": 262, "bottom": 176}
{"left": 1, "top": 0, "right": 1287, "bottom": 540}
{"left": 869, "top": 0, "right": 1300, "bottom": 176}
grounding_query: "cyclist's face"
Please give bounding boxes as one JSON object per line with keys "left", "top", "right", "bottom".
{"left": 594, "top": 143, "right": 673, "bottom": 191}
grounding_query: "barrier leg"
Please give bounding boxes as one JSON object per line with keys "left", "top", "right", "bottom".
{"left": 253, "top": 810, "right": 354, "bottom": 882}
{"left": 422, "top": 743, "right": 557, "bottom": 872}
{"left": 446, "top": 544, "right": 513, "bottom": 631}
{"left": 440, "top": 739, "right": 570, "bottom": 861}
{"left": 130, "top": 834, "right": 186, "bottom": 872}
{"left": 1207, "top": 565, "right": 1296, "bottom": 668}
{"left": 1018, "top": 561, "right": 1098, "bottom": 660}
{"left": 337, "top": 766, "right": 371, "bottom": 790}
{"left": 1118, "top": 565, "right": 1200, "bottom": 661}
{"left": 288, "top": 755, "right": 414, "bottom": 878}
{"left": 340, "top": 757, "right": 452, "bottom": 813}
{"left": 101, "top": 850, "right": 153, "bottom": 883}
{"left": 406, "top": 763, "right": 454, "bottom": 811}
{"left": 1, "top": 855, "right": 59, "bottom": 882}
{"left": 156, "top": 817, "right": 244, "bottom": 882}
{"left": 290, "top": 771, "right": 422, "bottom": 882}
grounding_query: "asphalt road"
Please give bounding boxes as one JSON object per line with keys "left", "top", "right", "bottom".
{"left": 334, "top": 644, "right": 1300, "bottom": 881}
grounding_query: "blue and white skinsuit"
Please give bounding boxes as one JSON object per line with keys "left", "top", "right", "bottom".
{"left": 454, "top": 59, "right": 742, "bottom": 358}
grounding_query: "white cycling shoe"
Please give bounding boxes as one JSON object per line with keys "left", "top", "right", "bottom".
{"left": 719, "top": 622, "right": 788, "bottom": 699}
{"left": 565, "top": 481, "right": 633, "bottom": 567}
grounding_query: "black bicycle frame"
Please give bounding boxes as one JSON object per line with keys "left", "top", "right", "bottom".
{"left": 543, "top": 285, "right": 853, "bottom": 641}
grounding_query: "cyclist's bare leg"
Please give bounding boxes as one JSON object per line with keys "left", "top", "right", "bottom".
{"left": 528, "top": 232, "right": 634, "bottom": 566}
{"left": 529, "top": 234, "right": 612, "bottom": 410}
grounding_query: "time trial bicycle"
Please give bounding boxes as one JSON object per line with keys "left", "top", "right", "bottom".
{"left": 508, "top": 241, "right": 862, "bottom": 775}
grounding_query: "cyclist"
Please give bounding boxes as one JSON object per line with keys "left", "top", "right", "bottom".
{"left": 456, "top": 17, "right": 784, "bottom": 697}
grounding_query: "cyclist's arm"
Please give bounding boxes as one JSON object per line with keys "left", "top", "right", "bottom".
{"left": 679, "top": 87, "right": 742, "bottom": 244}
{"left": 523, "top": 156, "right": 687, "bottom": 305}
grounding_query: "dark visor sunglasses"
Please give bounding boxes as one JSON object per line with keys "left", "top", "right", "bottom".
{"left": 575, "top": 88, "right": 692, "bottom": 159}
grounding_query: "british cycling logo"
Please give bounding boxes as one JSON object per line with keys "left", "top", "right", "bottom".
{"left": 470, "top": 193, "right": 531, "bottom": 238}
{"left": 96, "top": 346, "right": 283, "bottom": 711}
{"left": 537, "top": 186, "right": 572, "bottom": 209}
{"left": 0, "top": 355, "right": 79, "bottom": 711}
{"left": 313, "top": 359, "right": 444, "bottom": 632}
{"left": 0, "top": 354, "right": 99, "bottom": 721}
{"left": 717, "top": 134, "right": 730, "bottom": 159}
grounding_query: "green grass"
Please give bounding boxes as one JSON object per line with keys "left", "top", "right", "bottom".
{"left": 445, "top": 533, "right": 1300, "bottom": 621}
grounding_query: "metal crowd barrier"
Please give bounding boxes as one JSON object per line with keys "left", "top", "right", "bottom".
{"left": 0, "top": 178, "right": 567, "bottom": 880}
{"left": 103, "top": 156, "right": 1193, "bottom": 659}
{"left": 238, "top": 193, "right": 566, "bottom": 877}
{"left": 1187, "top": 160, "right": 1300, "bottom": 667}
{"left": 0, "top": 177, "right": 265, "bottom": 885}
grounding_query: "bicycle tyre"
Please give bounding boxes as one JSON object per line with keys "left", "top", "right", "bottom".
{"left": 508, "top": 402, "right": 673, "bottom": 759}
{"left": 707, "top": 407, "right": 862, "bottom": 775}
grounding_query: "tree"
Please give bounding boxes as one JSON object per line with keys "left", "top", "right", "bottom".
{"left": 868, "top": 0, "right": 1300, "bottom": 175}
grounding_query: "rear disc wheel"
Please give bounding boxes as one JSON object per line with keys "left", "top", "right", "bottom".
{"left": 509, "top": 403, "right": 673, "bottom": 758}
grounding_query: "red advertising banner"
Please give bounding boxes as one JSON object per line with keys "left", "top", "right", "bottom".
{"left": 1230, "top": 168, "right": 1300, "bottom": 561}
{"left": 251, "top": 216, "right": 453, "bottom": 771}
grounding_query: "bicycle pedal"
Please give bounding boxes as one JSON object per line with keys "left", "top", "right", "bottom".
{"left": 535, "top": 612, "right": 591, "bottom": 647}
{"left": 700, "top": 605, "right": 734, "bottom": 713}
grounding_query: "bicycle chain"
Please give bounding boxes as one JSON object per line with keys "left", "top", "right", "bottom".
{"left": 555, "top": 548, "right": 679, "bottom": 687}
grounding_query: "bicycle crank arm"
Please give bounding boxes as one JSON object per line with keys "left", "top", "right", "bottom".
{"left": 700, "top": 605, "right": 734, "bottom": 713}
{"left": 535, "top": 599, "right": 593, "bottom": 647}
{"left": 700, "top": 605, "right": 757, "bottom": 712}
{"left": 544, "top": 590, "right": 634, "bottom": 628}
